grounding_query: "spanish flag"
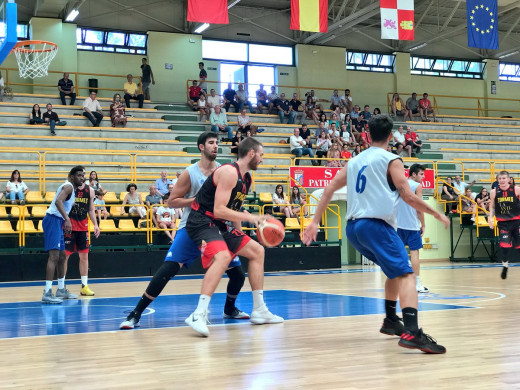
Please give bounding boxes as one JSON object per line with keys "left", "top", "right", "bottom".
{"left": 290, "top": 0, "right": 328, "bottom": 33}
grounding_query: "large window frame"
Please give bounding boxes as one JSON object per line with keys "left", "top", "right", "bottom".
{"left": 410, "top": 55, "right": 485, "bottom": 79}
{"left": 499, "top": 62, "right": 520, "bottom": 82}
{"left": 346, "top": 51, "right": 395, "bottom": 73}
{"left": 76, "top": 27, "right": 147, "bottom": 55}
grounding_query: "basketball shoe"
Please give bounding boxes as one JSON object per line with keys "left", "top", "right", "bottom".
{"left": 501, "top": 267, "right": 508, "bottom": 280}
{"left": 185, "top": 310, "right": 210, "bottom": 337}
{"left": 42, "top": 289, "right": 63, "bottom": 304}
{"left": 250, "top": 305, "right": 284, "bottom": 325}
{"left": 417, "top": 285, "right": 430, "bottom": 293}
{"left": 223, "top": 307, "right": 250, "bottom": 319}
{"left": 398, "top": 328, "right": 446, "bottom": 354}
{"left": 120, "top": 312, "right": 141, "bottom": 330}
{"left": 80, "top": 285, "right": 95, "bottom": 296}
{"left": 379, "top": 317, "right": 404, "bottom": 336}
{"left": 56, "top": 288, "right": 78, "bottom": 299}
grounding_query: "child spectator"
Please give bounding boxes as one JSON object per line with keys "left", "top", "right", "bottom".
{"left": 94, "top": 193, "right": 109, "bottom": 221}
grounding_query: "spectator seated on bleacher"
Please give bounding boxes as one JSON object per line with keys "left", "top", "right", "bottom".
{"left": 404, "top": 126, "right": 422, "bottom": 157}
{"left": 82, "top": 91, "right": 104, "bottom": 127}
{"left": 237, "top": 108, "right": 257, "bottom": 135}
{"left": 405, "top": 92, "right": 420, "bottom": 121}
{"left": 29, "top": 104, "right": 44, "bottom": 125}
{"left": 441, "top": 177, "right": 458, "bottom": 212}
{"left": 461, "top": 187, "right": 477, "bottom": 221}
{"left": 86, "top": 170, "right": 107, "bottom": 196}
{"left": 289, "top": 93, "right": 302, "bottom": 121}
{"left": 318, "top": 113, "right": 328, "bottom": 130}
{"left": 123, "top": 74, "right": 144, "bottom": 109}
{"left": 155, "top": 170, "right": 172, "bottom": 197}
{"left": 315, "top": 131, "right": 331, "bottom": 165}
{"left": 299, "top": 123, "right": 313, "bottom": 149}
{"left": 350, "top": 105, "right": 363, "bottom": 132}
{"left": 340, "top": 144, "right": 352, "bottom": 165}
{"left": 390, "top": 93, "right": 408, "bottom": 118}
{"left": 453, "top": 175, "right": 476, "bottom": 196}
{"left": 187, "top": 80, "right": 203, "bottom": 110}
{"left": 121, "top": 183, "right": 146, "bottom": 218}
{"left": 57, "top": 72, "right": 76, "bottom": 105}
{"left": 373, "top": 107, "right": 381, "bottom": 115}
{"left": 267, "top": 86, "right": 279, "bottom": 115}
{"left": 330, "top": 89, "right": 341, "bottom": 111}
{"left": 359, "top": 105, "right": 372, "bottom": 128}
{"left": 326, "top": 142, "right": 343, "bottom": 168}
{"left": 359, "top": 125, "right": 372, "bottom": 149}
{"left": 419, "top": 92, "right": 437, "bottom": 122}
{"left": 305, "top": 89, "right": 323, "bottom": 112}
{"left": 230, "top": 130, "right": 243, "bottom": 154}
{"left": 392, "top": 125, "right": 407, "bottom": 156}
{"left": 255, "top": 84, "right": 268, "bottom": 114}
{"left": 42, "top": 103, "right": 67, "bottom": 136}
{"left": 223, "top": 82, "right": 240, "bottom": 113}
{"left": 110, "top": 94, "right": 127, "bottom": 128}
{"left": 162, "top": 183, "right": 182, "bottom": 220}
{"left": 290, "top": 128, "right": 316, "bottom": 166}
{"left": 475, "top": 187, "right": 491, "bottom": 214}
{"left": 206, "top": 88, "right": 221, "bottom": 113}
{"left": 290, "top": 186, "right": 308, "bottom": 218}
{"left": 145, "top": 185, "right": 163, "bottom": 226}
{"left": 236, "top": 83, "right": 252, "bottom": 113}
{"left": 272, "top": 184, "right": 294, "bottom": 218}
{"left": 340, "top": 89, "right": 353, "bottom": 113}
{"left": 196, "top": 93, "right": 210, "bottom": 122}
{"left": 6, "top": 169, "right": 29, "bottom": 205}
{"left": 328, "top": 122, "right": 341, "bottom": 144}
{"left": 210, "top": 105, "right": 233, "bottom": 141}
{"left": 94, "top": 193, "right": 109, "bottom": 222}
{"left": 352, "top": 144, "right": 362, "bottom": 157}
{"left": 328, "top": 112, "right": 341, "bottom": 129}
{"left": 304, "top": 95, "right": 319, "bottom": 125}
{"left": 277, "top": 93, "right": 296, "bottom": 124}
{"left": 156, "top": 205, "right": 176, "bottom": 243}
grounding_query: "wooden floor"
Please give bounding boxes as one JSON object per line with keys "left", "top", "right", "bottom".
{"left": 1, "top": 263, "right": 519, "bottom": 390}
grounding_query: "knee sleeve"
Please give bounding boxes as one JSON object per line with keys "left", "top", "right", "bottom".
{"left": 225, "top": 265, "right": 245, "bottom": 296}
{"left": 145, "top": 261, "right": 180, "bottom": 298}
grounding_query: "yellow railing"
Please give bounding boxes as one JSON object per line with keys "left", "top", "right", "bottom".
{"left": 0, "top": 149, "right": 42, "bottom": 193}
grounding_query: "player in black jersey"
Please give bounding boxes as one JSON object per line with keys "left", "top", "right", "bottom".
{"left": 488, "top": 170, "right": 520, "bottom": 279}
{"left": 185, "top": 137, "right": 283, "bottom": 337}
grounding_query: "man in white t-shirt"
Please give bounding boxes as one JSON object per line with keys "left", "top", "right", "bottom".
{"left": 156, "top": 205, "right": 176, "bottom": 242}
{"left": 453, "top": 175, "right": 475, "bottom": 195}
{"left": 392, "top": 125, "right": 407, "bottom": 155}
{"left": 206, "top": 89, "right": 222, "bottom": 112}
{"left": 82, "top": 91, "right": 104, "bottom": 127}
{"left": 290, "top": 128, "right": 315, "bottom": 166}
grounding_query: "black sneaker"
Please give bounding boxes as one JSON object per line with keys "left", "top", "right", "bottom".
{"left": 398, "top": 328, "right": 446, "bottom": 354}
{"left": 501, "top": 267, "right": 508, "bottom": 280}
{"left": 223, "top": 307, "right": 250, "bottom": 319}
{"left": 380, "top": 316, "right": 405, "bottom": 336}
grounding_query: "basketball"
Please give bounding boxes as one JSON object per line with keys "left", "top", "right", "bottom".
{"left": 257, "top": 218, "right": 285, "bottom": 247}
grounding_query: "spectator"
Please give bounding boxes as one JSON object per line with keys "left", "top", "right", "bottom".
{"left": 352, "top": 144, "right": 362, "bottom": 157}
{"left": 475, "top": 187, "right": 491, "bottom": 213}
{"left": 341, "top": 89, "right": 354, "bottom": 112}
{"left": 42, "top": 103, "right": 67, "bottom": 136}
{"left": 392, "top": 125, "right": 407, "bottom": 156}
{"left": 145, "top": 185, "right": 163, "bottom": 226}
{"left": 390, "top": 93, "right": 408, "bottom": 118}
{"left": 405, "top": 92, "right": 420, "bottom": 121}
{"left": 93, "top": 193, "right": 109, "bottom": 222}
{"left": 491, "top": 174, "right": 499, "bottom": 190}
{"left": 110, "top": 93, "right": 127, "bottom": 128}
{"left": 461, "top": 187, "right": 476, "bottom": 220}
{"left": 299, "top": 123, "right": 313, "bottom": 149}
{"left": 339, "top": 123, "right": 355, "bottom": 147}
{"left": 123, "top": 74, "right": 144, "bottom": 109}
{"left": 121, "top": 183, "right": 146, "bottom": 218}
{"left": 6, "top": 169, "right": 29, "bottom": 205}
{"left": 373, "top": 107, "right": 381, "bottom": 115}
{"left": 57, "top": 72, "right": 76, "bottom": 105}
{"left": 350, "top": 105, "right": 362, "bottom": 131}
{"left": 29, "top": 104, "right": 44, "bottom": 125}
{"left": 453, "top": 175, "right": 475, "bottom": 195}
{"left": 206, "top": 88, "right": 221, "bottom": 112}
{"left": 244, "top": 129, "right": 252, "bottom": 138}
{"left": 289, "top": 93, "right": 302, "bottom": 122}
{"left": 290, "top": 128, "right": 316, "bottom": 166}
{"left": 441, "top": 177, "right": 458, "bottom": 212}
{"left": 0, "top": 71, "right": 4, "bottom": 102}
{"left": 237, "top": 108, "right": 257, "bottom": 135}
{"left": 256, "top": 84, "right": 268, "bottom": 114}
{"left": 187, "top": 80, "right": 202, "bottom": 110}
{"left": 223, "top": 82, "right": 239, "bottom": 113}
{"left": 236, "top": 83, "right": 252, "bottom": 112}
{"left": 272, "top": 184, "right": 294, "bottom": 218}
{"left": 419, "top": 92, "right": 437, "bottom": 122}
{"left": 230, "top": 129, "right": 243, "bottom": 154}
{"left": 304, "top": 95, "right": 319, "bottom": 125}
{"left": 86, "top": 171, "right": 107, "bottom": 196}
{"left": 315, "top": 131, "right": 331, "bottom": 165}
{"left": 340, "top": 143, "right": 352, "bottom": 165}
{"left": 315, "top": 121, "right": 329, "bottom": 141}
{"left": 318, "top": 113, "right": 329, "bottom": 129}
{"left": 330, "top": 89, "right": 341, "bottom": 110}
{"left": 326, "top": 142, "right": 343, "bottom": 167}
{"left": 156, "top": 205, "right": 176, "bottom": 242}
{"left": 359, "top": 125, "right": 372, "bottom": 149}
{"left": 404, "top": 126, "right": 422, "bottom": 157}
{"left": 141, "top": 58, "right": 155, "bottom": 101}
{"left": 154, "top": 170, "right": 172, "bottom": 196}
{"left": 328, "top": 122, "right": 340, "bottom": 144}
{"left": 290, "top": 186, "right": 308, "bottom": 217}
{"left": 210, "top": 105, "right": 233, "bottom": 141}
{"left": 82, "top": 91, "right": 104, "bottom": 127}
{"left": 359, "top": 105, "right": 372, "bottom": 128}
{"left": 306, "top": 89, "right": 323, "bottom": 111}
{"left": 198, "top": 62, "right": 207, "bottom": 93}
{"left": 196, "top": 93, "right": 209, "bottom": 122}
{"left": 164, "top": 182, "right": 182, "bottom": 219}
{"left": 267, "top": 86, "right": 279, "bottom": 115}
{"left": 277, "top": 93, "right": 296, "bottom": 124}
{"left": 329, "top": 112, "right": 341, "bottom": 129}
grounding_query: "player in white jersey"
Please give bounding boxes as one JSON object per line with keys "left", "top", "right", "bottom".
{"left": 302, "top": 115, "right": 450, "bottom": 354}
{"left": 120, "top": 132, "right": 249, "bottom": 329}
{"left": 396, "top": 163, "right": 429, "bottom": 293}
{"left": 41, "top": 166, "right": 87, "bottom": 304}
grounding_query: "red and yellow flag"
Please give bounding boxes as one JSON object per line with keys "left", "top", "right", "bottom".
{"left": 290, "top": 0, "right": 328, "bottom": 33}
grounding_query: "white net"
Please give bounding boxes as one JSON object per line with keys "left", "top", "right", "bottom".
{"left": 14, "top": 41, "right": 58, "bottom": 78}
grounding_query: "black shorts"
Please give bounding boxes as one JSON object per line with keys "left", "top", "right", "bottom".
{"left": 190, "top": 96, "right": 200, "bottom": 102}
{"left": 257, "top": 100, "right": 267, "bottom": 106}
{"left": 497, "top": 219, "right": 520, "bottom": 250}
{"left": 64, "top": 230, "right": 89, "bottom": 255}
{"left": 186, "top": 211, "right": 251, "bottom": 269}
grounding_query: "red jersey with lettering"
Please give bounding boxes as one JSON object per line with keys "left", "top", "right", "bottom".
{"left": 189, "top": 86, "right": 201, "bottom": 98}
{"left": 69, "top": 184, "right": 91, "bottom": 231}
{"left": 495, "top": 185, "right": 520, "bottom": 221}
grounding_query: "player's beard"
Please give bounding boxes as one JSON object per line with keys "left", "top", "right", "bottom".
{"left": 203, "top": 148, "right": 217, "bottom": 161}
{"left": 248, "top": 155, "right": 261, "bottom": 171}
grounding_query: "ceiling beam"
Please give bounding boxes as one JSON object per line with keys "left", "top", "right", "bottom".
{"left": 441, "top": 0, "right": 462, "bottom": 30}
{"left": 415, "top": 0, "right": 435, "bottom": 30}
{"left": 333, "top": 0, "right": 349, "bottom": 23}
{"left": 228, "top": 11, "right": 297, "bottom": 42}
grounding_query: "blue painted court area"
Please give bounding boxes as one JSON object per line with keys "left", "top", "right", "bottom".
{"left": 0, "top": 290, "right": 473, "bottom": 339}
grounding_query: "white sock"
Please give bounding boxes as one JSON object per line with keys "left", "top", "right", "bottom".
{"left": 45, "top": 280, "right": 53, "bottom": 292}
{"left": 416, "top": 276, "right": 421, "bottom": 288}
{"left": 252, "top": 290, "right": 265, "bottom": 310}
{"left": 195, "top": 294, "right": 211, "bottom": 313}
{"left": 81, "top": 276, "right": 88, "bottom": 286}
{"left": 57, "top": 277, "right": 65, "bottom": 289}
{"left": 503, "top": 261, "right": 509, "bottom": 268}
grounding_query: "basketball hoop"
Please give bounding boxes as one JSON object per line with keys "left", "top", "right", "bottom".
{"left": 12, "top": 40, "right": 58, "bottom": 79}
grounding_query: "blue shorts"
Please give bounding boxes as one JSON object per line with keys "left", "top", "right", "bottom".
{"left": 397, "top": 228, "right": 423, "bottom": 251}
{"left": 42, "top": 214, "right": 65, "bottom": 252}
{"left": 164, "top": 227, "right": 241, "bottom": 268}
{"left": 346, "top": 219, "right": 412, "bottom": 279}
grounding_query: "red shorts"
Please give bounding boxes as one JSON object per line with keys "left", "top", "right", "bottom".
{"left": 64, "top": 230, "right": 89, "bottom": 255}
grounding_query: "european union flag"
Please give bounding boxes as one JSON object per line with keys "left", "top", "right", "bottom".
{"left": 467, "top": 0, "right": 498, "bottom": 50}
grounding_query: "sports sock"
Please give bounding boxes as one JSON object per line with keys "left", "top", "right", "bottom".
{"left": 503, "top": 261, "right": 509, "bottom": 268}
{"left": 134, "top": 295, "right": 153, "bottom": 316}
{"left": 402, "top": 307, "right": 419, "bottom": 332}
{"left": 224, "top": 266, "right": 245, "bottom": 315}
{"left": 384, "top": 299, "right": 399, "bottom": 320}
{"left": 81, "top": 275, "right": 88, "bottom": 287}
{"left": 57, "top": 277, "right": 65, "bottom": 289}
{"left": 252, "top": 290, "right": 265, "bottom": 310}
{"left": 45, "top": 280, "right": 53, "bottom": 292}
{"left": 195, "top": 295, "right": 211, "bottom": 313}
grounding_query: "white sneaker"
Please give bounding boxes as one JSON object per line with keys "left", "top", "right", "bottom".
{"left": 120, "top": 317, "right": 140, "bottom": 330}
{"left": 185, "top": 310, "right": 210, "bottom": 337}
{"left": 250, "top": 305, "right": 284, "bottom": 325}
{"left": 417, "top": 285, "right": 430, "bottom": 293}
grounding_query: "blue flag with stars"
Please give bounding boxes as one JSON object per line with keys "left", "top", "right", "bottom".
{"left": 467, "top": 0, "right": 498, "bottom": 50}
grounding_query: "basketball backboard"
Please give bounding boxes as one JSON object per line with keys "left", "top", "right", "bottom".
{"left": 0, "top": 0, "right": 17, "bottom": 65}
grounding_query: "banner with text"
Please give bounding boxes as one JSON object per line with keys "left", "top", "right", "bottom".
{"left": 290, "top": 167, "right": 435, "bottom": 189}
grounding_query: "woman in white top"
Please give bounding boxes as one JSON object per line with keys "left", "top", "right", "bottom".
{"left": 121, "top": 183, "right": 146, "bottom": 218}
{"left": 6, "top": 169, "right": 29, "bottom": 205}
{"left": 237, "top": 108, "right": 257, "bottom": 135}
{"left": 197, "top": 93, "right": 209, "bottom": 122}
{"left": 85, "top": 171, "right": 107, "bottom": 196}
{"left": 272, "top": 184, "right": 294, "bottom": 218}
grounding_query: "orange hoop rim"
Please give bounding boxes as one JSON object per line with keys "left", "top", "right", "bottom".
{"left": 12, "top": 40, "right": 58, "bottom": 54}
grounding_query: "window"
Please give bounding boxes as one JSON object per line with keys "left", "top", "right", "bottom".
{"left": 411, "top": 56, "right": 485, "bottom": 79}
{"left": 76, "top": 27, "right": 147, "bottom": 55}
{"left": 346, "top": 51, "right": 395, "bottom": 73}
{"left": 499, "top": 62, "right": 520, "bottom": 82}
{"left": 248, "top": 44, "right": 293, "bottom": 65}
{"left": 202, "top": 40, "right": 248, "bottom": 62}
{"left": 0, "top": 23, "right": 28, "bottom": 39}
{"left": 202, "top": 39, "right": 294, "bottom": 66}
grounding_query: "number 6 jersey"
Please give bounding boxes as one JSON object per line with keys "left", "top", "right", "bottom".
{"left": 346, "top": 147, "right": 401, "bottom": 229}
